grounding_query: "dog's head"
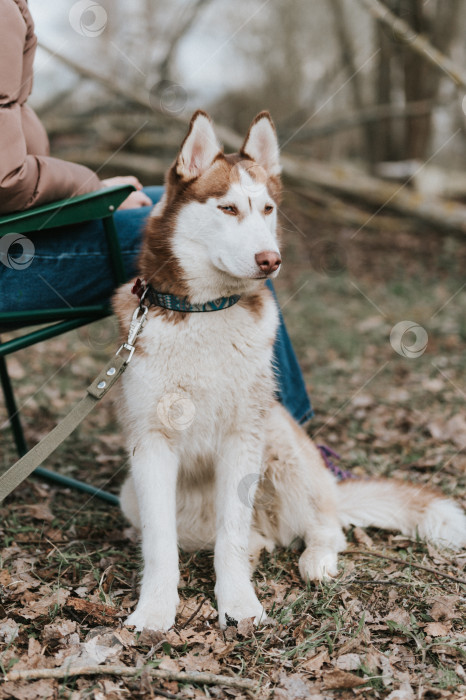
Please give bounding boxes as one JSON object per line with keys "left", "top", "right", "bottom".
{"left": 140, "top": 111, "right": 282, "bottom": 301}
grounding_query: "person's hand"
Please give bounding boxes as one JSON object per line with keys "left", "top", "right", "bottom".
{"left": 101, "top": 175, "right": 143, "bottom": 190}
{"left": 101, "top": 176, "right": 152, "bottom": 209}
{"left": 117, "top": 190, "right": 152, "bottom": 209}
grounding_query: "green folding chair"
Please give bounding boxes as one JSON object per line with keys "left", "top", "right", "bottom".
{"left": 0, "top": 184, "right": 135, "bottom": 504}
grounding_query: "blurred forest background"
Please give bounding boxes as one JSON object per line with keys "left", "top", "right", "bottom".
{"left": 31, "top": 0, "right": 466, "bottom": 198}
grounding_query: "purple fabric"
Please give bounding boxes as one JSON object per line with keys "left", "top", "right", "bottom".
{"left": 317, "top": 444, "right": 357, "bottom": 481}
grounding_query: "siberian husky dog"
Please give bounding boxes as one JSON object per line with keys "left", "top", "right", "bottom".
{"left": 114, "top": 110, "right": 466, "bottom": 632}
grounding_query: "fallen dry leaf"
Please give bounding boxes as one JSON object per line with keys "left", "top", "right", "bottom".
{"left": 1, "top": 680, "right": 56, "bottom": 699}
{"left": 14, "top": 503, "right": 55, "bottom": 523}
{"left": 158, "top": 656, "right": 182, "bottom": 672}
{"left": 424, "top": 621, "right": 450, "bottom": 637}
{"left": 65, "top": 597, "right": 123, "bottom": 624}
{"left": 385, "top": 681, "right": 415, "bottom": 700}
{"left": 181, "top": 651, "right": 221, "bottom": 674}
{"left": 60, "top": 627, "right": 127, "bottom": 668}
{"left": 0, "top": 619, "right": 19, "bottom": 644}
{"left": 223, "top": 624, "right": 237, "bottom": 641}
{"left": 102, "top": 678, "right": 127, "bottom": 696}
{"left": 42, "top": 618, "right": 77, "bottom": 643}
{"left": 428, "top": 414, "right": 466, "bottom": 449}
{"left": 0, "top": 545, "right": 21, "bottom": 562}
{"left": 78, "top": 635, "right": 122, "bottom": 665}
{"left": 429, "top": 596, "right": 459, "bottom": 621}
{"left": 445, "top": 414, "right": 466, "bottom": 449}
{"left": 323, "top": 669, "right": 367, "bottom": 689}
{"left": 17, "top": 588, "right": 70, "bottom": 620}
{"left": 5, "top": 356, "right": 26, "bottom": 380}
{"left": 237, "top": 615, "right": 255, "bottom": 638}
{"left": 352, "top": 527, "right": 373, "bottom": 547}
{"left": 0, "top": 569, "right": 11, "bottom": 587}
{"left": 28, "top": 637, "right": 41, "bottom": 659}
{"left": 275, "top": 673, "right": 314, "bottom": 699}
{"left": 384, "top": 607, "right": 411, "bottom": 627}
{"left": 351, "top": 394, "right": 374, "bottom": 408}
{"left": 334, "top": 653, "right": 361, "bottom": 671}
{"left": 301, "top": 649, "right": 329, "bottom": 671}
{"left": 8, "top": 572, "right": 40, "bottom": 596}
{"left": 112, "top": 627, "right": 136, "bottom": 648}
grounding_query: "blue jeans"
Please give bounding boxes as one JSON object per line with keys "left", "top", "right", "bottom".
{"left": 0, "top": 187, "right": 313, "bottom": 424}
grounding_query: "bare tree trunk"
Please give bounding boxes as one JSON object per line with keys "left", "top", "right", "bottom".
{"left": 328, "top": 0, "right": 378, "bottom": 165}
{"left": 375, "top": 23, "right": 397, "bottom": 161}
{"left": 401, "top": 0, "right": 431, "bottom": 159}
{"left": 363, "top": 0, "right": 463, "bottom": 161}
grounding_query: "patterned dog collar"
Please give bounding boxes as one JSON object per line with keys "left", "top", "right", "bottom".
{"left": 131, "top": 278, "right": 241, "bottom": 313}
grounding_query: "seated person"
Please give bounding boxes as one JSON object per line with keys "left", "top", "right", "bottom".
{"left": 0, "top": 0, "right": 313, "bottom": 425}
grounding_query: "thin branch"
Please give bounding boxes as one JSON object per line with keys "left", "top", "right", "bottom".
{"left": 355, "top": 0, "right": 466, "bottom": 90}
{"left": 280, "top": 99, "right": 434, "bottom": 142}
{"left": 35, "top": 78, "right": 83, "bottom": 118}
{"left": 178, "top": 597, "right": 208, "bottom": 630}
{"left": 159, "top": 0, "right": 214, "bottom": 82}
{"left": 52, "top": 149, "right": 167, "bottom": 181}
{"left": 348, "top": 579, "right": 422, "bottom": 586}
{"left": 342, "top": 549, "right": 466, "bottom": 585}
{"left": 4, "top": 665, "right": 257, "bottom": 690}
{"left": 291, "top": 187, "right": 415, "bottom": 233}
{"left": 38, "top": 42, "right": 153, "bottom": 112}
{"left": 328, "top": 0, "right": 376, "bottom": 161}
{"left": 37, "top": 42, "right": 243, "bottom": 151}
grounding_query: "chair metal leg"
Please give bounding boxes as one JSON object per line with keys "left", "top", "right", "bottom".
{"left": 33, "top": 467, "right": 120, "bottom": 505}
{"left": 0, "top": 353, "right": 27, "bottom": 457}
{"left": 103, "top": 216, "right": 127, "bottom": 285}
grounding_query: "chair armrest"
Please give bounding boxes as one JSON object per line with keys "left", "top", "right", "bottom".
{"left": 0, "top": 185, "right": 136, "bottom": 235}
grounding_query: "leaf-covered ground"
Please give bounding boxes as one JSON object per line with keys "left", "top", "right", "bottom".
{"left": 1, "top": 200, "right": 465, "bottom": 699}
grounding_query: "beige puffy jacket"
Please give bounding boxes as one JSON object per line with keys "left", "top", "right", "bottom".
{"left": 0, "top": 0, "right": 101, "bottom": 214}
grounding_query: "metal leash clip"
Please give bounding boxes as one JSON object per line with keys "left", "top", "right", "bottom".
{"left": 116, "top": 303, "right": 148, "bottom": 364}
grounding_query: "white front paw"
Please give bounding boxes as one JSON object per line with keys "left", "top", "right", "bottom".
{"left": 125, "top": 599, "right": 177, "bottom": 632}
{"left": 217, "top": 587, "right": 267, "bottom": 629}
{"left": 299, "top": 549, "right": 338, "bottom": 582}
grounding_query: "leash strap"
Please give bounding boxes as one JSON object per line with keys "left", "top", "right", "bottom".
{"left": 0, "top": 304, "right": 148, "bottom": 503}
{"left": 0, "top": 355, "right": 127, "bottom": 502}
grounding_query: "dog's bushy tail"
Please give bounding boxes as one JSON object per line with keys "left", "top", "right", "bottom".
{"left": 337, "top": 478, "right": 466, "bottom": 549}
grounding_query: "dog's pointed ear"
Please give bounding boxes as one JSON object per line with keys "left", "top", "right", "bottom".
{"left": 241, "top": 112, "right": 281, "bottom": 176}
{"left": 176, "top": 111, "right": 221, "bottom": 180}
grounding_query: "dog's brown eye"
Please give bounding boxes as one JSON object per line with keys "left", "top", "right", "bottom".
{"left": 264, "top": 204, "right": 274, "bottom": 215}
{"left": 218, "top": 205, "right": 238, "bottom": 215}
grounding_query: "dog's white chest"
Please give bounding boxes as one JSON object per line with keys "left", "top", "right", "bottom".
{"left": 119, "top": 296, "right": 278, "bottom": 459}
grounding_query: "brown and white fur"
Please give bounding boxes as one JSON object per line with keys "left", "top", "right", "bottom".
{"left": 114, "top": 110, "right": 466, "bottom": 632}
